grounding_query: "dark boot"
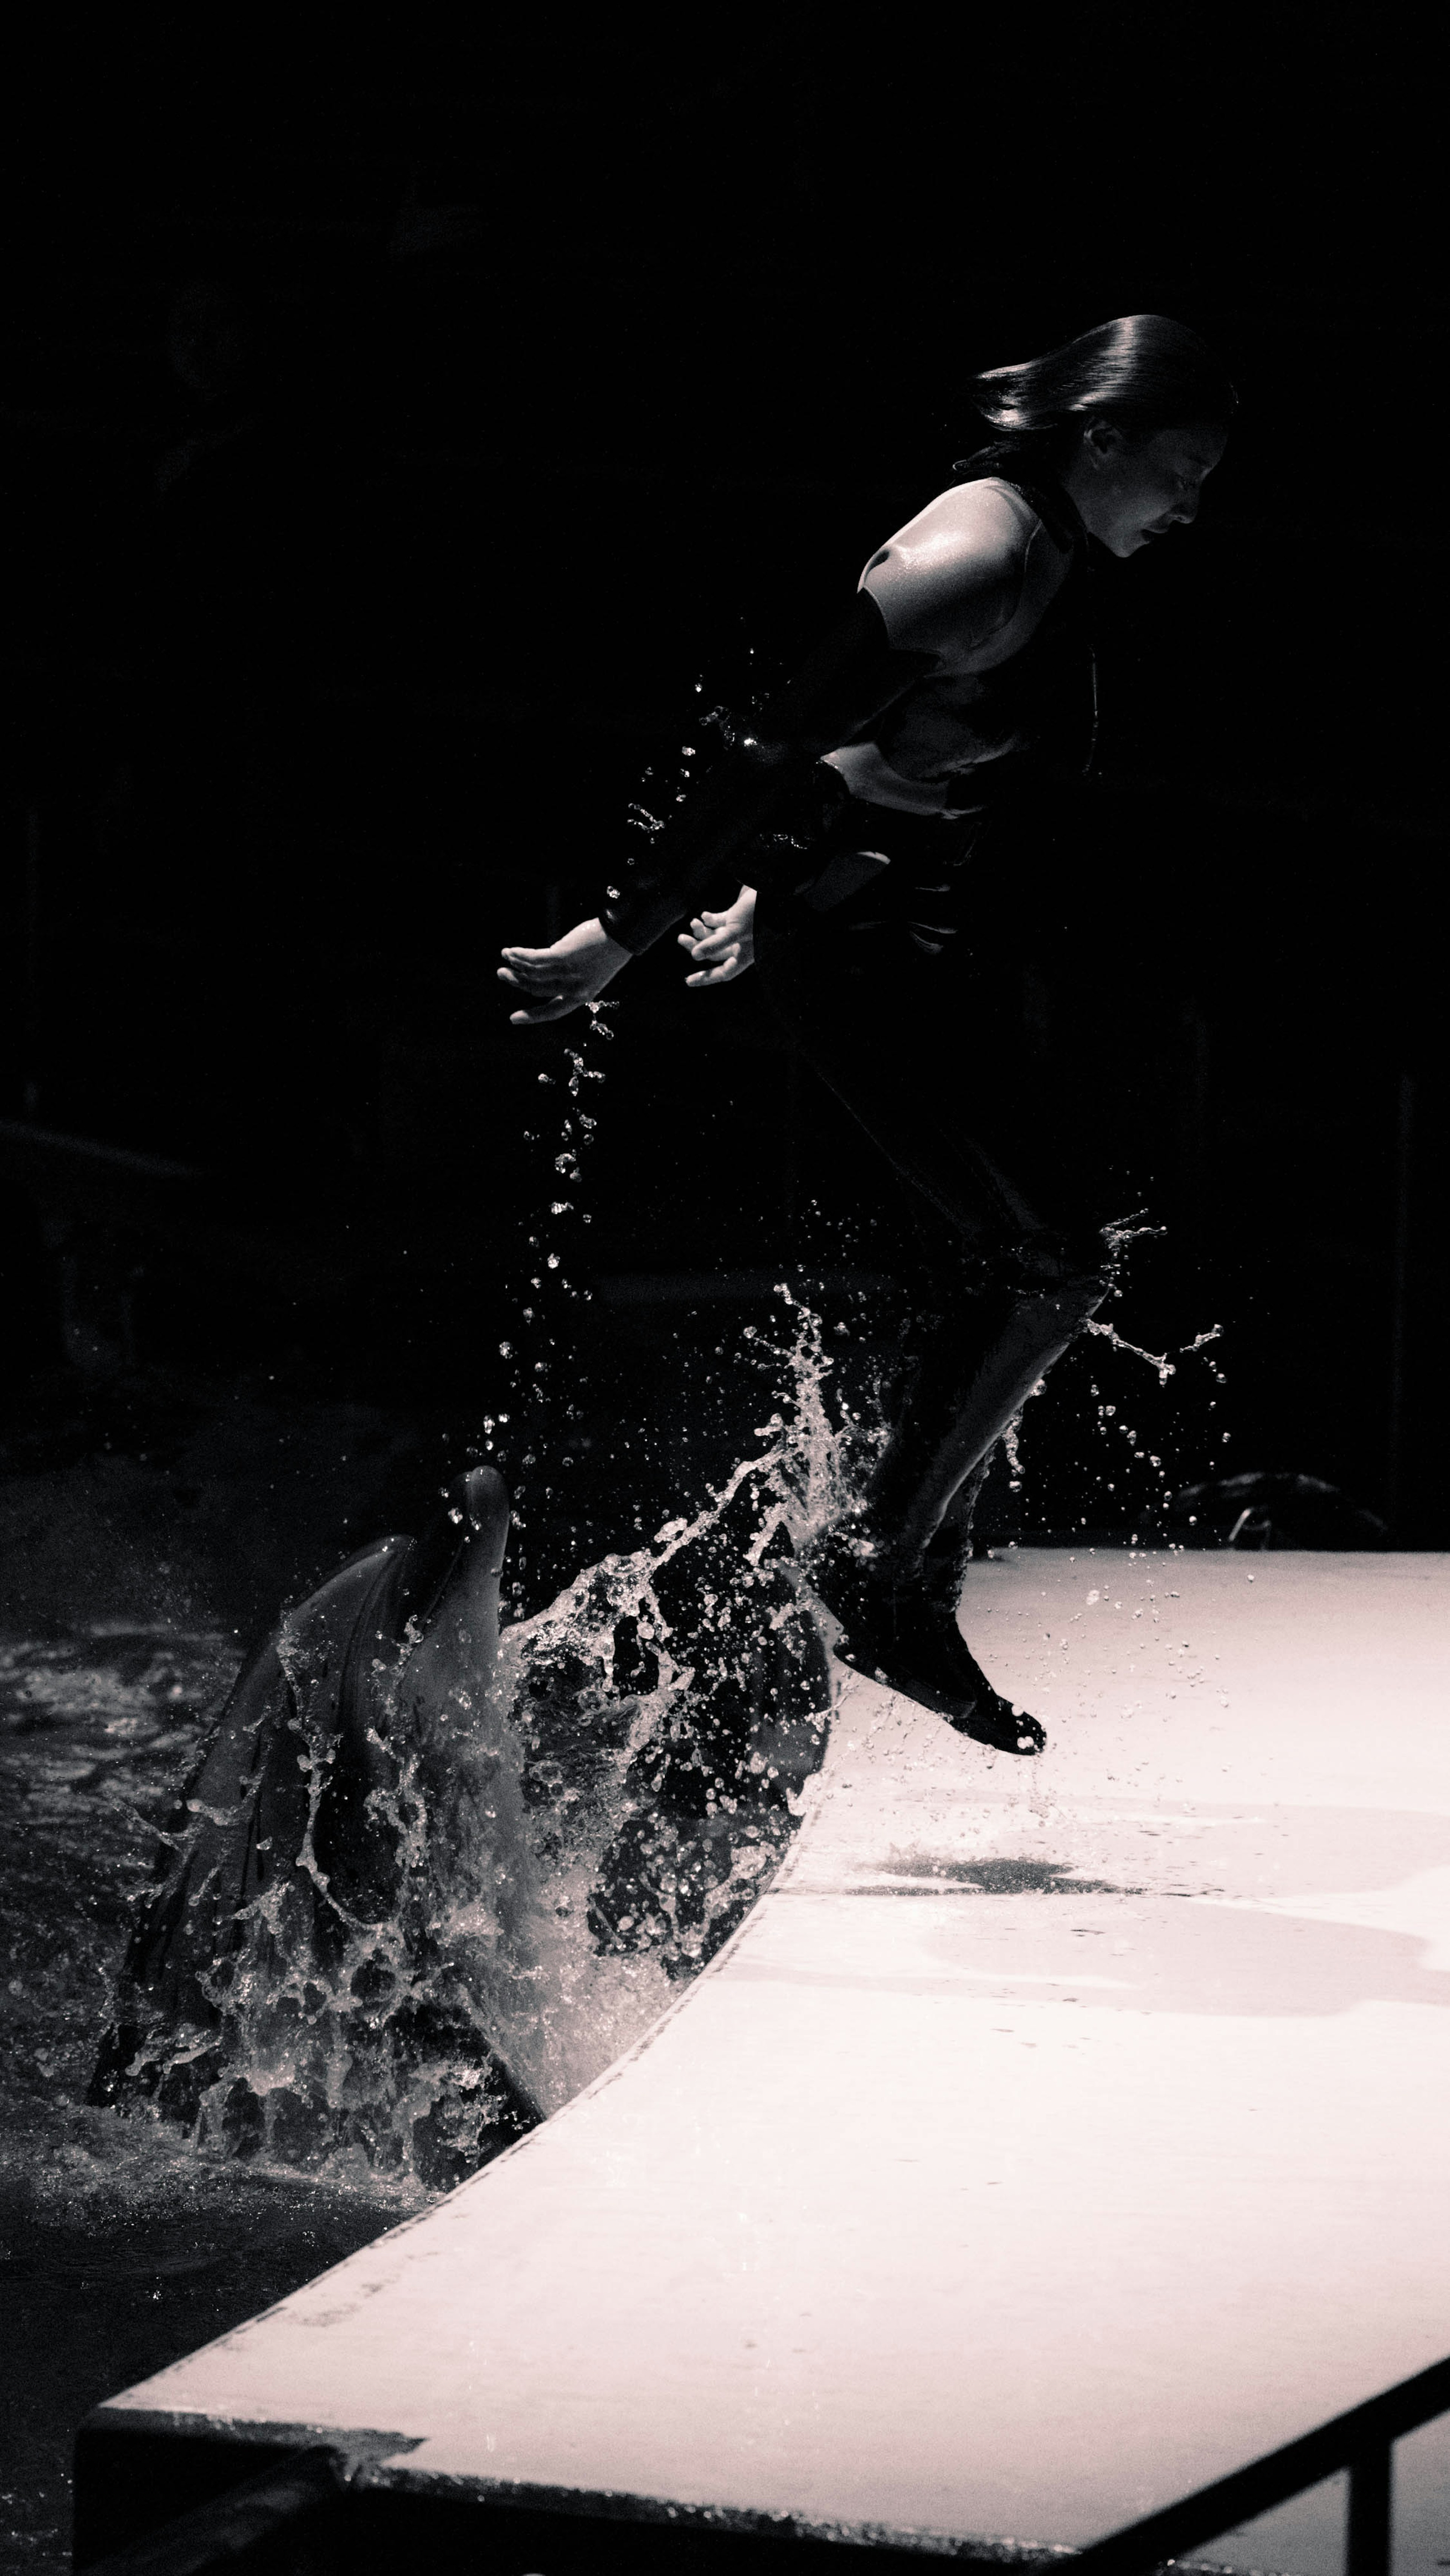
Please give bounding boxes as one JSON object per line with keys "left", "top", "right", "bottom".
{"left": 807, "top": 1521, "right": 1045, "bottom": 1755}
{"left": 919, "top": 1452, "right": 993, "bottom": 1613}
{"left": 808, "top": 1257, "right": 1111, "bottom": 1755}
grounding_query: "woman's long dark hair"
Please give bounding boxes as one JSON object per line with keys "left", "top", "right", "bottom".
{"left": 955, "top": 314, "right": 1236, "bottom": 479}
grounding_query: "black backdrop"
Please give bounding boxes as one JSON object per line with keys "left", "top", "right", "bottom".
{"left": 0, "top": 14, "right": 1442, "bottom": 1619}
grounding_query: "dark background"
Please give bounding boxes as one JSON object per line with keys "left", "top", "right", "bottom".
{"left": 0, "top": 25, "right": 1440, "bottom": 2570}
{"left": 0, "top": 12, "right": 1443, "bottom": 1636}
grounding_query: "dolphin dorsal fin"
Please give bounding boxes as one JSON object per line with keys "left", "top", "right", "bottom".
{"left": 393, "top": 1468, "right": 511, "bottom": 1635}
{"left": 461, "top": 1465, "right": 511, "bottom": 1575}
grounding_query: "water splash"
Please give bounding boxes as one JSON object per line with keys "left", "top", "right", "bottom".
{"left": 490, "top": 999, "right": 616, "bottom": 1595}
{"left": 1081, "top": 1316, "right": 1179, "bottom": 1386}
{"left": 498, "top": 1287, "right": 862, "bottom": 2008}
{"left": 96, "top": 933, "right": 877, "bottom": 2197}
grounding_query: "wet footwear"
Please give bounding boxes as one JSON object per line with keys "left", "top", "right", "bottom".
{"left": 806, "top": 1532, "right": 1046, "bottom": 1757}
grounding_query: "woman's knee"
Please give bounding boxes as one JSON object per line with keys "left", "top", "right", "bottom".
{"left": 1003, "top": 1223, "right": 1119, "bottom": 1309}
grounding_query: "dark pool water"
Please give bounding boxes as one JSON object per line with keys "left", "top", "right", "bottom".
{"left": 0, "top": 1621, "right": 423, "bottom": 2576}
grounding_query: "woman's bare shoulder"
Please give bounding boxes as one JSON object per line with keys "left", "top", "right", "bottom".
{"left": 859, "top": 479, "right": 1042, "bottom": 655}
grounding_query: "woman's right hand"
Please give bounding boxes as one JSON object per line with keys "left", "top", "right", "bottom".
{"left": 678, "top": 885, "right": 757, "bottom": 988}
{"left": 498, "top": 917, "right": 632, "bottom": 1025}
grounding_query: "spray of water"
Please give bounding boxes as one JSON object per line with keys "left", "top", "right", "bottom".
{"left": 85, "top": 690, "right": 1238, "bottom": 2186}
{"left": 481, "top": 1285, "right": 862, "bottom": 2076}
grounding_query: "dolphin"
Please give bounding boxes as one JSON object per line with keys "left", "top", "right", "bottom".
{"left": 91, "top": 1468, "right": 544, "bottom": 2185}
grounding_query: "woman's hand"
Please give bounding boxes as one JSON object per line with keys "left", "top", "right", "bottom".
{"left": 498, "top": 917, "right": 632, "bottom": 1025}
{"left": 678, "top": 886, "right": 757, "bottom": 989}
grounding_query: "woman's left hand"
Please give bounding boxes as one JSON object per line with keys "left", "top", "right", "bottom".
{"left": 678, "top": 886, "right": 757, "bottom": 988}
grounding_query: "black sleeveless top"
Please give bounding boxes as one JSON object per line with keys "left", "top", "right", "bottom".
{"left": 944, "top": 450, "right": 1097, "bottom": 804}
{"left": 833, "top": 448, "right": 1097, "bottom": 818}
{"left": 599, "top": 448, "right": 1099, "bottom": 955}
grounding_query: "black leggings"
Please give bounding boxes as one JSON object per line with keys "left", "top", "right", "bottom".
{"left": 754, "top": 886, "right": 1114, "bottom": 1284}
{"left": 753, "top": 822, "right": 1118, "bottom": 1566}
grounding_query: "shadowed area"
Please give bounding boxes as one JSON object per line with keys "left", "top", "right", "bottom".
{"left": 869, "top": 1853, "right": 1146, "bottom": 1895}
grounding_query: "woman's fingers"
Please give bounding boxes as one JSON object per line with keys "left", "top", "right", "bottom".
{"left": 685, "top": 945, "right": 743, "bottom": 987}
{"left": 497, "top": 919, "right": 627, "bottom": 1026}
{"left": 506, "top": 994, "right": 586, "bottom": 1024}
{"left": 498, "top": 968, "right": 591, "bottom": 1005}
{"left": 678, "top": 924, "right": 737, "bottom": 962}
{"left": 499, "top": 951, "right": 581, "bottom": 995}
{"left": 679, "top": 887, "right": 755, "bottom": 989}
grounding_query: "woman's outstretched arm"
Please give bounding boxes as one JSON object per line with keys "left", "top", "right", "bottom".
{"left": 498, "top": 592, "right": 928, "bottom": 1025}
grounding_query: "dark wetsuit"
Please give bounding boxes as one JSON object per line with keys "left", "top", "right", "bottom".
{"left": 600, "top": 447, "right": 1116, "bottom": 1576}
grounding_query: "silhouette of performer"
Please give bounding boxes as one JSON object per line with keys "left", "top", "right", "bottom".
{"left": 500, "top": 317, "right": 1233, "bottom": 1754}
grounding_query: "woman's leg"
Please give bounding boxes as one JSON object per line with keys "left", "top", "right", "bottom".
{"left": 754, "top": 900, "right": 1114, "bottom": 1750}
{"left": 865, "top": 1259, "right": 1109, "bottom": 1568}
{"left": 829, "top": 1252, "right": 1111, "bottom": 1755}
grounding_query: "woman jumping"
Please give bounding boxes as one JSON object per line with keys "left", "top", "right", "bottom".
{"left": 499, "top": 315, "right": 1234, "bottom": 1756}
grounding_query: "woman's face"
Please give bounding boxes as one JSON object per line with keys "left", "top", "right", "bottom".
{"left": 1071, "top": 416, "right": 1227, "bottom": 558}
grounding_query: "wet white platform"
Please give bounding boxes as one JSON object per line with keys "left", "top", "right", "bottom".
{"left": 92, "top": 1552, "right": 1450, "bottom": 2572}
